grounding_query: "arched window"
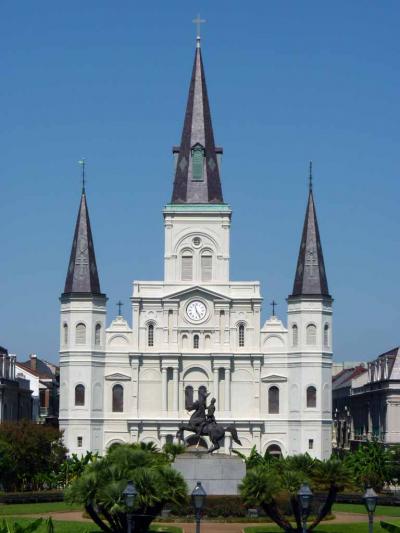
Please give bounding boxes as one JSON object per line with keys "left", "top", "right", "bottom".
{"left": 205, "top": 334, "right": 211, "bottom": 349}
{"left": 307, "top": 386, "right": 317, "bottom": 408}
{"left": 192, "top": 144, "right": 204, "bottom": 181}
{"left": 63, "top": 323, "right": 68, "bottom": 345}
{"left": 306, "top": 324, "right": 317, "bottom": 345}
{"left": 324, "top": 324, "right": 329, "bottom": 347}
{"left": 201, "top": 252, "right": 212, "bottom": 281}
{"left": 148, "top": 324, "right": 154, "bottom": 347}
{"left": 75, "top": 323, "right": 86, "bottom": 344}
{"left": 292, "top": 324, "right": 298, "bottom": 346}
{"left": 266, "top": 444, "right": 282, "bottom": 458}
{"left": 112, "top": 384, "right": 124, "bottom": 412}
{"left": 193, "top": 334, "right": 199, "bottom": 349}
{"left": 198, "top": 385, "right": 207, "bottom": 400}
{"left": 185, "top": 386, "right": 194, "bottom": 409}
{"left": 182, "top": 334, "right": 188, "bottom": 350}
{"left": 166, "top": 434, "right": 174, "bottom": 445}
{"left": 268, "top": 386, "right": 280, "bottom": 414}
{"left": 95, "top": 323, "right": 101, "bottom": 346}
{"left": 181, "top": 253, "right": 193, "bottom": 281}
{"left": 75, "top": 384, "right": 85, "bottom": 406}
{"left": 238, "top": 324, "right": 245, "bottom": 347}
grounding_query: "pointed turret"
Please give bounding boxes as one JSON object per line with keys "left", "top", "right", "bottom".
{"left": 291, "top": 166, "right": 330, "bottom": 298}
{"left": 171, "top": 40, "right": 224, "bottom": 204}
{"left": 63, "top": 189, "right": 102, "bottom": 296}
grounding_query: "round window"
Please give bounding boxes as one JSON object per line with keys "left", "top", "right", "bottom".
{"left": 192, "top": 237, "right": 201, "bottom": 247}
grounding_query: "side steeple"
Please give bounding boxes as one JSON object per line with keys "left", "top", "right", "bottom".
{"left": 291, "top": 163, "right": 330, "bottom": 298}
{"left": 171, "top": 38, "right": 224, "bottom": 204}
{"left": 63, "top": 181, "right": 102, "bottom": 296}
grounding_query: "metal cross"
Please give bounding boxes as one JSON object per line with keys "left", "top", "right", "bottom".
{"left": 309, "top": 160, "right": 313, "bottom": 192}
{"left": 116, "top": 300, "right": 124, "bottom": 316}
{"left": 270, "top": 300, "right": 277, "bottom": 316}
{"left": 192, "top": 14, "right": 206, "bottom": 39}
{"left": 79, "top": 158, "right": 86, "bottom": 192}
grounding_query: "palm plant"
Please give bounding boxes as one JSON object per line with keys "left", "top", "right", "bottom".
{"left": 65, "top": 444, "right": 187, "bottom": 533}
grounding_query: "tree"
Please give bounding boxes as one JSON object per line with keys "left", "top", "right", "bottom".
{"left": 240, "top": 453, "right": 352, "bottom": 532}
{"left": 0, "top": 421, "right": 66, "bottom": 491}
{"left": 345, "top": 440, "right": 393, "bottom": 491}
{"left": 65, "top": 443, "right": 187, "bottom": 533}
{"left": 162, "top": 442, "right": 186, "bottom": 463}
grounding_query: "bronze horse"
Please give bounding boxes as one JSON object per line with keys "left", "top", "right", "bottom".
{"left": 176, "top": 397, "right": 242, "bottom": 454}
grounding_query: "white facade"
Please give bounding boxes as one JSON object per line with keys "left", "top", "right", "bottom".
{"left": 59, "top": 203, "right": 333, "bottom": 458}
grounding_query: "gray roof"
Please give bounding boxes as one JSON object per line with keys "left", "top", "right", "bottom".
{"left": 63, "top": 190, "right": 102, "bottom": 296}
{"left": 291, "top": 188, "right": 330, "bottom": 297}
{"left": 171, "top": 44, "right": 224, "bottom": 204}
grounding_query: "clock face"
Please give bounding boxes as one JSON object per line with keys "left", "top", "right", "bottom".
{"left": 186, "top": 300, "right": 207, "bottom": 322}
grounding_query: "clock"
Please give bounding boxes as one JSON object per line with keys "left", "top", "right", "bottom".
{"left": 186, "top": 300, "right": 207, "bottom": 322}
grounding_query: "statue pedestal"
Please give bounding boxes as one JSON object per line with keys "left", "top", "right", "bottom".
{"left": 173, "top": 451, "right": 246, "bottom": 495}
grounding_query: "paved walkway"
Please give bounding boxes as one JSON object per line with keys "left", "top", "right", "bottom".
{"left": 15, "top": 510, "right": 399, "bottom": 532}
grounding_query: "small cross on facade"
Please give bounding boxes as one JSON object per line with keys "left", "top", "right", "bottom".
{"left": 116, "top": 300, "right": 124, "bottom": 316}
{"left": 270, "top": 300, "right": 277, "bottom": 316}
{"left": 192, "top": 14, "right": 206, "bottom": 46}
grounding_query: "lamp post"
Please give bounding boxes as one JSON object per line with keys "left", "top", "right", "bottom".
{"left": 363, "top": 487, "right": 378, "bottom": 533}
{"left": 297, "top": 483, "right": 313, "bottom": 533}
{"left": 123, "top": 480, "right": 138, "bottom": 533}
{"left": 191, "top": 481, "right": 207, "bottom": 533}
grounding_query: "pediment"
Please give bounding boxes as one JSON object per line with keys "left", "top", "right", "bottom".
{"left": 261, "top": 374, "right": 287, "bottom": 383}
{"left": 163, "top": 285, "right": 230, "bottom": 302}
{"left": 105, "top": 372, "right": 131, "bottom": 381}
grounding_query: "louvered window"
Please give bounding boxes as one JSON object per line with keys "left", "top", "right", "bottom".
{"left": 192, "top": 145, "right": 204, "bottom": 181}
{"left": 185, "top": 386, "right": 194, "bottom": 409}
{"left": 238, "top": 324, "right": 245, "bottom": 347}
{"left": 193, "top": 334, "right": 199, "bottom": 349}
{"left": 324, "top": 324, "right": 329, "bottom": 347}
{"left": 201, "top": 254, "right": 212, "bottom": 281}
{"left": 148, "top": 324, "right": 154, "bottom": 347}
{"left": 182, "top": 255, "right": 193, "bottom": 281}
{"left": 76, "top": 323, "right": 86, "bottom": 344}
{"left": 306, "top": 324, "right": 317, "bottom": 345}
{"left": 95, "top": 324, "right": 101, "bottom": 346}
{"left": 292, "top": 324, "right": 298, "bottom": 346}
{"left": 75, "top": 384, "right": 85, "bottom": 406}
{"left": 268, "top": 386, "right": 279, "bottom": 414}
{"left": 63, "top": 324, "right": 68, "bottom": 345}
{"left": 307, "top": 386, "right": 317, "bottom": 408}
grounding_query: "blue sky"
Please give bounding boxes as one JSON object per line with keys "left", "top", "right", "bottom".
{"left": 0, "top": 1, "right": 399, "bottom": 363}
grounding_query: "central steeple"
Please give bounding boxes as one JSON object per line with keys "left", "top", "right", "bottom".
{"left": 171, "top": 38, "right": 224, "bottom": 204}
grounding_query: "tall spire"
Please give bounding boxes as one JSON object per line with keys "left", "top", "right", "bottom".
{"left": 171, "top": 37, "right": 224, "bottom": 204}
{"left": 291, "top": 165, "right": 330, "bottom": 298}
{"left": 63, "top": 181, "right": 102, "bottom": 296}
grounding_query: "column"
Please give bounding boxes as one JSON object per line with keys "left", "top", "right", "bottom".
{"left": 173, "top": 367, "right": 179, "bottom": 412}
{"left": 224, "top": 367, "right": 231, "bottom": 412}
{"left": 161, "top": 367, "right": 167, "bottom": 413}
{"left": 213, "top": 367, "right": 219, "bottom": 407}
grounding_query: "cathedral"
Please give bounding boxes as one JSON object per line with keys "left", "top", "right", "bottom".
{"left": 59, "top": 36, "right": 333, "bottom": 459}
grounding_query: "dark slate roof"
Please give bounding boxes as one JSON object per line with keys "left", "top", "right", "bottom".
{"left": 63, "top": 191, "right": 102, "bottom": 296}
{"left": 171, "top": 44, "right": 224, "bottom": 204}
{"left": 0, "top": 346, "right": 8, "bottom": 356}
{"left": 291, "top": 188, "right": 330, "bottom": 297}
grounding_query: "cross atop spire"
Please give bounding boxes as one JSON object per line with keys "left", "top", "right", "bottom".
{"left": 192, "top": 14, "right": 206, "bottom": 48}
{"left": 171, "top": 37, "right": 224, "bottom": 204}
{"left": 290, "top": 164, "right": 330, "bottom": 298}
{"left": 79, "top": 158, "right": 86, "bottom": 193}
{"left": 309, "top": 160, "right": 313, "bottom": 192}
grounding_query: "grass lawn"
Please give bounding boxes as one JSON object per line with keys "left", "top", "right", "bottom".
{"left": 0, "top": 518, "right": 181, "bottom": 533}
{"left": 333, "top": 502, "right": 400, "bottom": 517}
{"left": 244, "top": 522, "right": 400, "bottom": 533}
{"left": 0, "top": 502, "right": 82, "bottom": 515}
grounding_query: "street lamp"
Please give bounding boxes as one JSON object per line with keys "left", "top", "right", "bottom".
{"left": 297, "top": 483, "right": 313, "bottom": 533}
{"left": 363, "top": 487, "right": 378, "bottom": 533}
{"left": 191, "top": 481, "right": 207, "bottom": 533}
{"left": 123, "top": 480, "right": 138, "bottom": 533}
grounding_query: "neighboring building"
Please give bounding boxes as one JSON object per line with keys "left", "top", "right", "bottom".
{"left": 0, "top": 346, "right": 32, "bottom": 422}
{"left": 332, "top": 361, "right": 366, "bottom": 377}
{"left": 60, "top": 37, "right": 333, "bottom": 458}
{"left": 16, "top": 354, "right": 59, "bottom": 424}
{"left": 333, "top": 347, "right": 400, "bottom": 449}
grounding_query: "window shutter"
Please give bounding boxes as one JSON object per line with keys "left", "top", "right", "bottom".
{"left": 76, "top": 323, "right": 86, "bottom": 344}
{"left": 182, "top": 255, "right": 193, "bottom": 281}
{"left": 201, "top": 254, "right": 212, "bottom": 281}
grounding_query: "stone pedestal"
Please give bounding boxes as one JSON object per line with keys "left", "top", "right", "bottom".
{"left": 173, "top": 452, "right": 246, "bottom": 495}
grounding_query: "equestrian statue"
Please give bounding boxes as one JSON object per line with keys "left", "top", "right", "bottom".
{"left": 176, "top": 390, "right": 242, "bottom": 454}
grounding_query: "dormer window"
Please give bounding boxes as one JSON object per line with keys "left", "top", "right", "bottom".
{"left": 191, "top": 144, "right": 204, "bottom": 181}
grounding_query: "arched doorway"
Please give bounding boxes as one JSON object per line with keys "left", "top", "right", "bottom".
{"left": 266, "top": 444, "right": 282, "bottom": 458}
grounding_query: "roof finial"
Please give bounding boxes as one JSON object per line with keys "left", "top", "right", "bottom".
{"left": 309, "top": 160, "right": 313, "bottom": 192}
{"left": 79, "top": 158, "right": 86, "bottom": 193}
{"left": 192, "top": 14, "right": 206, "bottom": 48}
